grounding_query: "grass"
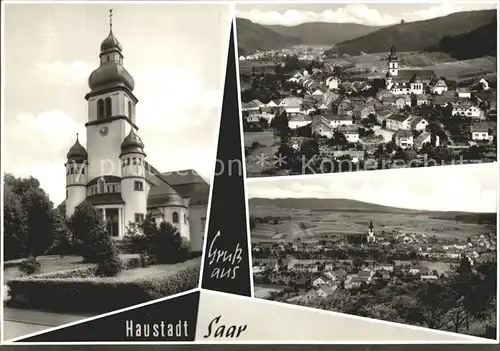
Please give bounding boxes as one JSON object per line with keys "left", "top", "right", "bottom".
{"left": 6, "top": 258, "right": 201, "bottom": 313}
{"left": 254, "top": 284, "right": 285, "bottom": 299}
{"left": 3, "top": 254, "right": 139, "bottom": 283}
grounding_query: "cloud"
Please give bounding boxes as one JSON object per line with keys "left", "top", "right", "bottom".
{"left": 247, "top": 163, "right": 498, "bottom": 213}
{"left": 5, "top": 62, "right": 222, "bottom": 205}
{"left": 237, "top": 3, "right": 495, "bottom": 26}
{"left": 36, "top": 60, "right": 94, "bottom": 86}
{"left": 4, "top": 110, "right": 86, "bottom": 205}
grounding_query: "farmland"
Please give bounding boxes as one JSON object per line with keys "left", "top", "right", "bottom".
{"left": 249, "top": 202, "right": 495, "bottom": 242}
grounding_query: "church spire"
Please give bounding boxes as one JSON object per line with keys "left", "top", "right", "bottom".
{"left": 109, "top": 8, "right": 113, "bottom": 32}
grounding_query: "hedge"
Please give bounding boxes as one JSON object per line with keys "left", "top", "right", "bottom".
{"left": 6, "top": 257, "right": 201, "bottom": 313}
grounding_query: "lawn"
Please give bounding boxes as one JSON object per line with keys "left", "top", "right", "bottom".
{"left": 6, "top": 257, "right": 201, "bottom": 314}
{"left": 3, "top": 254, "right": 139, "bottom": 283}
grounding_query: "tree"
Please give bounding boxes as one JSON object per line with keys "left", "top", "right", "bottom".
{"left": 4, "top": 174, "right": 54, "bottom": 258}
{"left": 82, "top": 216, "right": 115, "bottom": 263}
{"left": 51, "top": 209, "right": 72, "bottom": 258}
{"left": 300, "top": 139, "right": 319, "bottom": 161}
{"left": 3, "top": 180, "right": 28, "bottom": 260}
{"left": 148, "top": 220, "right": 189, "bottom": 264}
{"left": 67, "top": 202, "right": 104, "bottom": 246}
{"left": 67, "top": 203, "right": 113, "bottom": 263}
{"left": 271, "top": 110, "right": 289, "bottom": 138}
{"left": 124, "top": 221, "right": 149, "bottom": 267}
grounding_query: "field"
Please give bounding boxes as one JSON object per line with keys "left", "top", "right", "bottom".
{"left": 253, "top": 284, "right": 286, "bottom": 299}
{"left": 245, "top": 131, "right": 280, "bottom": 176}
{"left": 250, "top": 205, "right": 495, "bottom": 242}
{"left": 324, "top": 51, "right": 496, "bottom": 81}
{"left": 239, "top": 60, "right": 278, "bottom": 75}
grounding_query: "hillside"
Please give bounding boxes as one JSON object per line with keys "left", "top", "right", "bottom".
{"left": 249, "top": 198, "right": 419, "bottom": 214}
{"left": 248, "top": 197, "right": 493, "bottom": 218}
{"left": 236, "top": 18, "right": 301, "bottom": 56}
{"left": 265, "top": 22, "right": 383, "bottom": 46}
{"left": 327, "top": 9, "right": 496, "bottom": 56}
{"left": 434, "top": 17, "right": 497, "bottom": 60}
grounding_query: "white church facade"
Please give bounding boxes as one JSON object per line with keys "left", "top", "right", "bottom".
{"left": 64, "top": 13, "right": 208, "bottom": 251}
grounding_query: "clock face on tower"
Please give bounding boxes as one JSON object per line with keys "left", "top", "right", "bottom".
{"left": 99, "top": 126, "right": 109, "bottom": 137}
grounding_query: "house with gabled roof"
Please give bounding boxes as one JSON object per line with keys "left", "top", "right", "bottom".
{"left": 394, "top": 130, "right": 414, "bottom": 149}
{"left": 386, "top": 114, "right": 411, "bottom": 131}
{"left": 414, "top": 131, "right": 439, "bottom": 149}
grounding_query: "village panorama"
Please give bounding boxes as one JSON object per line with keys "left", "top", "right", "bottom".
{"left": 237, "top": 9, "right": 497, "bottom": 177}
{"left": 248, "top": 166, "right": 497, "bottom": 339}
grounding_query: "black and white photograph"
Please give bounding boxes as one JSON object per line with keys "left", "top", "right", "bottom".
{"left": 248, "top": 163, "right": 497, "bottom": 339}
{"left": 237, "top": 3, "right": 498, "bottom": 177}
{"left": 2, "top": 3, "right": 230, "bottom": 340}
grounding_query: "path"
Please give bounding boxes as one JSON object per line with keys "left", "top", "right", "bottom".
{"left": 3, "top": 307, "right": 91, "bottom": 341}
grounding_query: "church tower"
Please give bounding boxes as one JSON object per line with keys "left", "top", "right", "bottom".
{"left": 388, "top": 45, "right": 398, "bottom": 77}
{"left": 64, "top": 10, "right": 148, "bottom": 238}
{"left": 65, "top": 134, "right": 88, "bottom": 217}
{"left": 85, "top": 9, "right": 138, "bottom": 180}
{"left": 120, "top": 129, "right": 149, "bottom": 228}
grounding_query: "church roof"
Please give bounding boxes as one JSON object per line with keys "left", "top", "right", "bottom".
{"left": 66, "top": 135, "right": 87, "bottom": 163}
{"left": 88, "top": 21, "right": 135, "bottom": 93}
{"left": 84, "top": 193, "right": 125, "bottom": 206}
{"left": 161, "top": 169, "right": 207, "bottom": 186}
{"left": 87, "top": 175, "right": 121, "bottom": 186}
{"left": 391, "top": 69, "right": 436, "bottom": 81}
{"left": 88, "top": 63, "right": 135, "bottom": 92}
{"left": 100, "top": 30, "right": 123, "bottom": 53}
{"left": 120, "top": 129, "right": 145, "bottom": 156}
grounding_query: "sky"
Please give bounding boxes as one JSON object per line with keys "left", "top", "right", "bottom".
{"left": 236, "top": 2, "right": 497, "bottom": 26}
{"left": 247, "top": 163, "right": 498, "bottom": 213}
{"left": 3, "top": 3, "right": 231, "bottom": 205}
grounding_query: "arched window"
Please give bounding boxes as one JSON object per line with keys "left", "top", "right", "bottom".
{"left": 128, "top": 101, "right": 133, "bottom": 119}
{"left": 184, "top": 214, "right": 187, "bottom": 224}
{"left": 172, "top": 212, "right": 179, "bottom": 224}
{"left": 97, "top": 99, "right": 105, "bottom": 119}
{"left": 132, "top": 157, "right": 137, "bottom": 165}
{"left": 105, "top": 97, "right": 112, "bottom": 117}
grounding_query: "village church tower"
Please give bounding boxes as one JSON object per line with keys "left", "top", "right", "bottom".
{"left": 64, "top": 10, "right": 209, "bottom": 251}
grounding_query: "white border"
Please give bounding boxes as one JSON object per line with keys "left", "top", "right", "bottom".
{"left": 0, "top": 0, "right": 5, "bottom": 345}
{"left": 233, "top": 13, "right": 256, "bottom": 299}
{"left": 1, "top": 0, "right": 499, "bottom": 345}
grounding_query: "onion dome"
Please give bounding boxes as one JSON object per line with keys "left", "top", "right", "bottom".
{"left": 100, "top": 30, "right": 123, "bottom": 53}
{"left": 88, "top": 64, "right": 135, "bottom": 91}
{"left": 120, "top": 129, "right": 145, "bottom": 156}
{"left": 67, "top": 134, "right": 87, "bottom": 163}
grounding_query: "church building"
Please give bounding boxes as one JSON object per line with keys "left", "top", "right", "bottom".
{"left": 64, "top": 12, "right": 208, "bottom": 252}
{"left": 385, "top": 45, "right": 436, "bottom": 96}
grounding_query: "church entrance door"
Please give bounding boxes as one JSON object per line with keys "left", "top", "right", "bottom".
{"left": 106, "top": 208, "right": 119, "bottom": 237}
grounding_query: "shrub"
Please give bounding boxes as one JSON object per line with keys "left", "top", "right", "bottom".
{"left": 96, "top": 249, "right": 122, "bottom": 277}
{"left": 81, "top": 221, "right": 115, "bottom": 263}
{"left": 149, "top": 221, "right": 189, "bottom": 264}
{"left": 67, "top": 203, "right": 104, "bottom": 245}
{"left": 18, "top": 256, "right": 41, "bottom": 276}
{"left": 6, "top": 258, "right": 201, "bottom": 313}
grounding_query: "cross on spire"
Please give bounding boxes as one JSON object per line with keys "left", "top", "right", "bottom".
{"left": 109, "top": 9, "right": 113, "bottom": 30}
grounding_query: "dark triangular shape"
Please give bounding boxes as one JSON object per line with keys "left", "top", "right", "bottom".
{"left": 17, "top": 291, "right": 200, "bottom": 342}
{"left": 201, "top": 22, "right": 251, "bottom": 296}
